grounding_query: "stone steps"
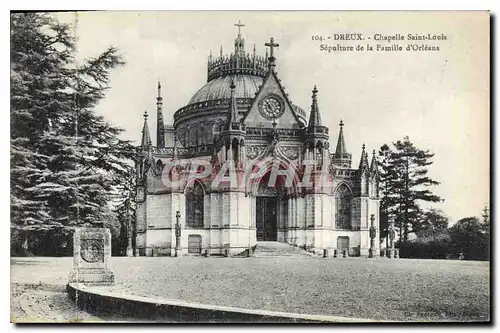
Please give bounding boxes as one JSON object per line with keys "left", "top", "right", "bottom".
{"left": 253, "top": 242, "right": 318, "bottom": 258}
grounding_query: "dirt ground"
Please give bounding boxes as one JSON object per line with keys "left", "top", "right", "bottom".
{"left": 10, "top": 256, "right": 490, "bottom": 323}
{"left": 10, "top": 257, "right": 148, "bottom": 323}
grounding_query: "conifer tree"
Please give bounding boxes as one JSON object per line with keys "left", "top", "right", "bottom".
{"left": 377, "top": 136, "right": 442, "bottom": 241}
{"left": 11, "top": 13, "right": 136, "bottom": 252}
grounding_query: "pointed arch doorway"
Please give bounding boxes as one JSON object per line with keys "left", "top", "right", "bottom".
{"left": 254, "top": 168, "right": 291, "bottom": 241}
{"left": 256, "top": 196, "right": 278, "bottom": 241}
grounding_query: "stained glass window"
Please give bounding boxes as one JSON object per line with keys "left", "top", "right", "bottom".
{"left": 186, "top": 181, "right": 204, "bottom": 228}
{"left": 335, "top": 184, "right": 352, "bottom": 229}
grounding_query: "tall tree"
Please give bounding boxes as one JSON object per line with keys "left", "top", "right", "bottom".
{"left": 377, "top": 137, "right": 442, "bottom": 241}
{"left": 11, "top": 12, "right": 135, "bottom": 253}
{"left": 481, "top": 204, "right": 490, "bottom": 233}
{"left": 111, "top": 166, "right": 137, "bottom": 255}
{"left": 378, "top": 143, "right": 398, "bottom": 246}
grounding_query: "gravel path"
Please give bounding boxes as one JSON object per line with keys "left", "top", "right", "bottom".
{"left": 11, "top": 256, "right": 490, "bottom": 322}
{"left": 10, "top": 258, "right": 148, "bottom": 323}
{"left": 10, "top": 257, "right": 101, "bottom": 323}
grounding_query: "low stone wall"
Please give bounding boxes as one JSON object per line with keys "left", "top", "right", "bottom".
{"left": 66, "top": 283, "right": 382, "bottom": 323}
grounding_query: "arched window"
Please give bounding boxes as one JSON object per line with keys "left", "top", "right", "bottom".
{"left": 156, "top": 160, "right": 164, "bottom": 175}
{"left": 316, "top": 141, "right": 323, "bottom": 162}
{"left": 335, "top": 184, "right": 352, "bottom": 230}
{"left": 232, "top": 138, "right": 239, "bottom": 163}
{"left": 186, "top": 181, "right": 204, "bottom": 228}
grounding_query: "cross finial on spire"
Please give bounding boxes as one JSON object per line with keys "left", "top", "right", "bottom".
{"left": 312, "top": 85, "right": 318, "bottom": 95}
{"left": 362, "top": 143, "right": 366, "bottom": 151}
{"left": 234, "top": 19, "right": 245, "bottom": 36}
{"left": 265, "top": 37, "right": 280, "bottom": 59}
{"left": 157, "top": 82, "right": 162, "bottom": 98}
{"left": 339, "top": 120, "right": 344, "bottom": 128}
{"left": 143, "top": 111, "right": 148, "bottom": 119}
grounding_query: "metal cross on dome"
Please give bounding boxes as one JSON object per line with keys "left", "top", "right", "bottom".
{"left": 234, "top": 19, "right": 245, "bottom": 36}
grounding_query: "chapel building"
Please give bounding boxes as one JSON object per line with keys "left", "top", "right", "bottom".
{"left": 134, "top": 24, "right": 381, "bottom": 257}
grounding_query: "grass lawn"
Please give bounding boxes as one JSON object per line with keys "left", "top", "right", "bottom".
{"left": 11, "top": 256, "right": 490, "bottom": 322}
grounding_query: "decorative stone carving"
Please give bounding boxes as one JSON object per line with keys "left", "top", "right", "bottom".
{"left": 246, "top": 145, "right": 267, "bottom": 160}
{"left": 282, "top": 146, "right": 299, "bottom": 160}
{"left": 80, "top": 239, "right": 104, "bottom": 263}
{"left": 68, "top": 228, "right": 114, "bottom": 285}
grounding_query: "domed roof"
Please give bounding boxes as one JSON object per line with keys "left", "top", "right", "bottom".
{"left": 188, "top": 74, "right": 263, "bottom": 105}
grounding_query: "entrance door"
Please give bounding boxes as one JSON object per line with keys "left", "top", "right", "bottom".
{"left": 256, "top": 197, "right": 278, "bottom": 241}
{"left": 188, "top": 235, "right": 202, "bottom": 254}
{"left": 337, "top": 236, "right": 350, "bottom": 252}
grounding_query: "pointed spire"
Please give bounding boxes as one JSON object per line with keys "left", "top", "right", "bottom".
{"left": 227, "top": 79, "right": 238, "bottom": 126}
{"left": 141, "top": 111, "right": 152, "bottom": 148}
{"left": 370, "top": 149, "right": 379, "bottom": 173}
{"left": 308, "top": 85, "right": 322, "bottom": 128}
{"left": 359, "top": 143, "right": 370, "bottom": 170}
{"left": 335, "top": 120, "right": 347, "bottom": 156}
{"left": 156, "top": 81, "right": 165, "bottom": 148}
{"left": 331, "top": 120, "right": 352, "bottom": 168}
{"left": 157, "top": 81, "right": 162, "bottom": 100}
{"left": 220, "top": 45, "right": 223, "bottom": 57}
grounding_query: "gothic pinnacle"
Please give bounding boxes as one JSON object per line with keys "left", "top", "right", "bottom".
{"left": 308, "top": 85, "right": 322, "bottom": 128}
{"left": 227, "top": 79, "right": 238, "bottom": 125}
{"left": 359, "top": 143, "right": 370, "bottom": 170}
{"left": 141, "top": 110, "right": 152, "bottom": 148}
{"left": 157, "top": 81, "right": 162, "bottom": 99}
{"left": 370, "top": 149, "right": 379, "bottom": 173}
{"left": 335, "top": 119, "right": 348, "bottom": 158}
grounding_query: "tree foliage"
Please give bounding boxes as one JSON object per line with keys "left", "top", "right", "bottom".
{"left": 448, "top": 216, "right": 489, "bottom": 260}
{"left": 378, "top": 136, "right": 442, "bottom": 241}
{"left": 11, "top": 13, "right": 136, "bottom": 254}
{"left": 397, "top": 208, "right": 490, "bottom": 261}
{"left": 414, "top": 208, "right": 449, "bottom": 239}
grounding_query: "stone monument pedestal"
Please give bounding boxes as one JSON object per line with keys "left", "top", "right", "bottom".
{"left": 68, "top": 228, "right": 114, "bottom": 285}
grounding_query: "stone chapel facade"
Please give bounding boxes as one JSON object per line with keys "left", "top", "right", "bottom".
{"left": 134, "top": 25, "right": 381, "bottom": 257}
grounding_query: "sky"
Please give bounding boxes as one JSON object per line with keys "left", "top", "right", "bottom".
{"left": 55, "top": 11, "right": 490, "bottom": 224}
